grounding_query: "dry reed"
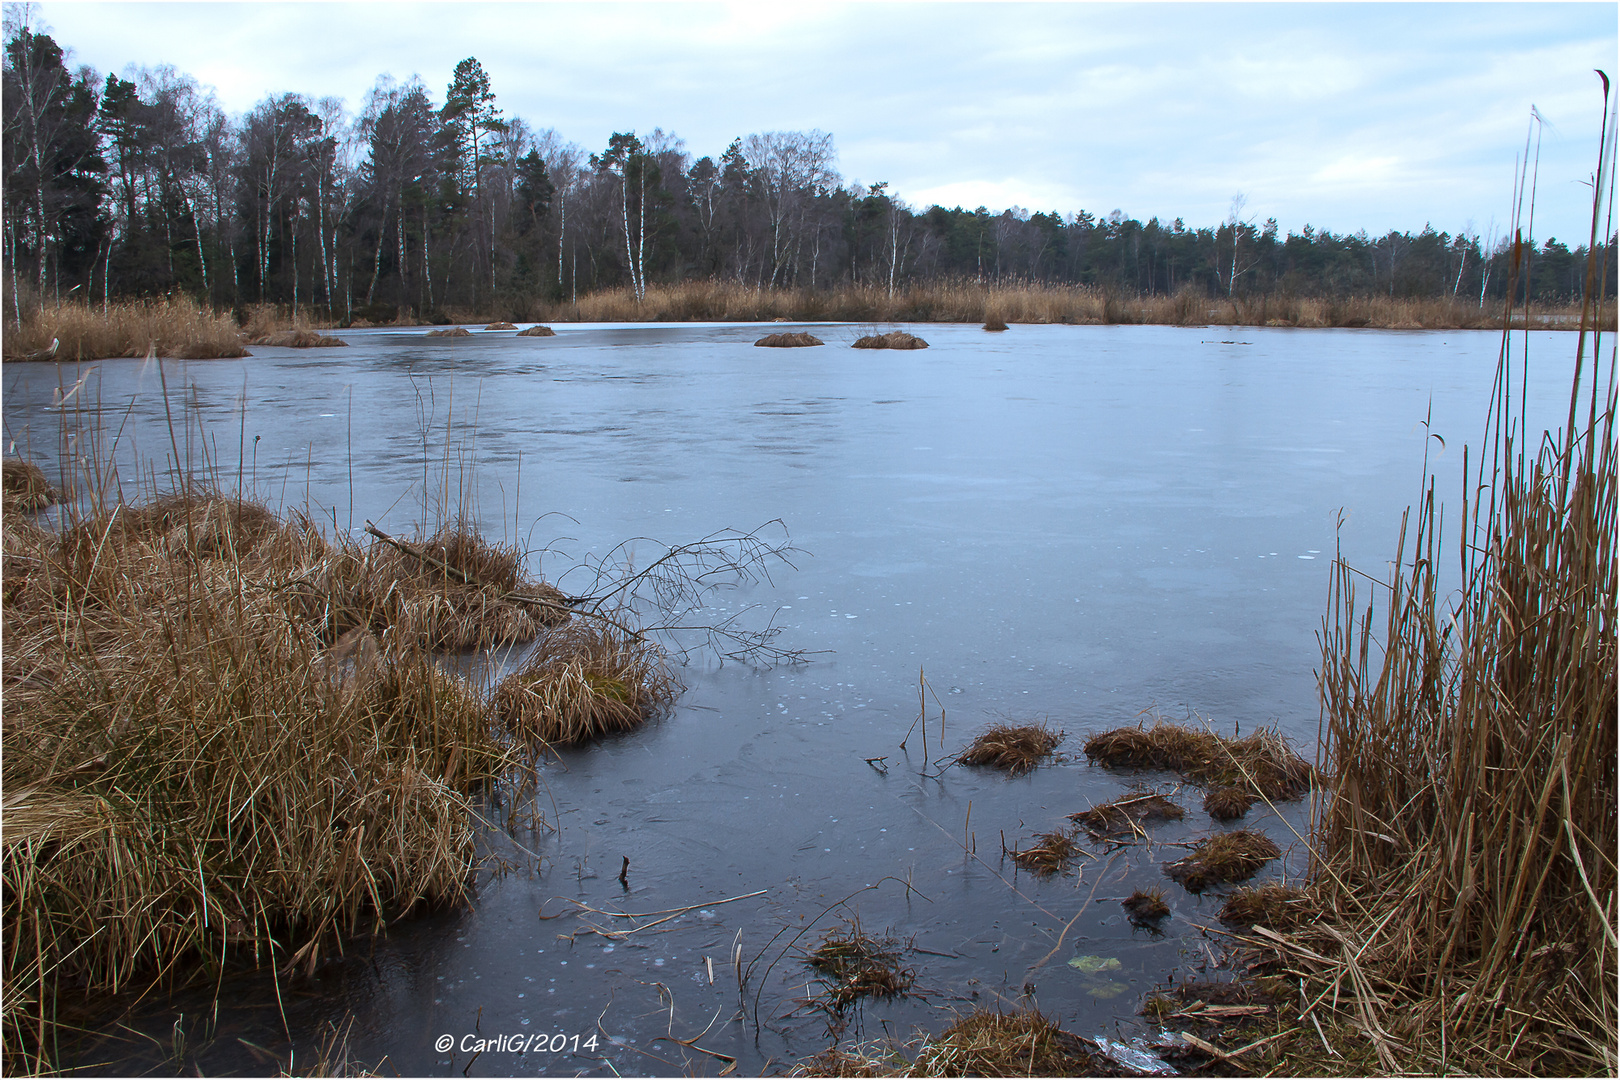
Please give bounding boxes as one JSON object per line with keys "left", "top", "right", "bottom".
{"left": 491, "top": 621, "right": 678, "bottom": 745}
{"left": 755, "top": 331, "right": 824, "bottom": 347}
{"left": 1299, "top": 137, "right": 1618, "bottom": 1075}
{"left": 803, "top": 921, "right": 914, "bottom": 1012}
{"left": 3, "top": 299, "right": 247, "bottom": 360}
{"left": 2, "top": 458, "right": 57, "bottom": 512}
{"left": 1083, "top": 720, "right": 1313, "bottom": 800}
{"left": 1164, "top": 830, "right": 1281, "bottom": 892}
{"left": 907, "top": 1008, "right": 1104, "bottom": 1077}
{"left": 954, "top": 723, "right": 1063, "bottom": 776}
{"left": 1217, "top": 883, "right": 1315, "bottom": 931}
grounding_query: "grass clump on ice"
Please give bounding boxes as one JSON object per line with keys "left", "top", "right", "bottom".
{"left": 425, "top": 326, "right": 472, "bottom": 338}
{"left": 1164, "top": 830, "right": 1281, "bottom": 892}
{"left": 1007, "top": 829, "right": 1081, "bottom": 876}
{"left": 852, "top": 331, "right": 928, "bottom": 350}
{"left": 245, "top": 327, "right": 348, "bottom": 348}
{"left": 1217, "top": 883, "right": 1315, "bottom": 931}
{"left": 1203, "top": 786, "right": 1256, "bottom": 821}
{"left": 1083, "top": 719, "right": 1313, "bottom": 800}
{"left": 484, "top": 321, "right": 518, "bottom": 330}
{"left": 755, "top": 331, "right": 824, "bottom": 347}
{"left": 1070, "top": 791, "right": 1184, "bottom": 837}
{"left": 2, "top": 458, "right": 58, "bottom": 512}
{"left": 908, "top": 1008, "right": 1105, "bottom": 1077}
{"left": 955, "top": 722, "right": 1063, "bottom": 776}
{"left": 1, "top": 489, "right": 513, "bottom": 1072}
{"left": 1122, "top": 887, "right": 1171, "bottom": 924}
{"left": 516, "top": 324, "right": 556, "bottom": 337}
{"left": 491, "top": 621, "right": 678, "bottom": 745}
{"left": 803, "top": 920, "right": 914, "bottom": 1012}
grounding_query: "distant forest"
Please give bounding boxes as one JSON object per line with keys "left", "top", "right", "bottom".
{"left": 5, "top": 22, "right": 1615, "bottom": 323}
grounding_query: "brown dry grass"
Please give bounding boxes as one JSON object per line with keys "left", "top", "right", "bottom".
{"left": 246, "top": 328, "right": 348, "bottom": 348}
{"left": 1070, "top": 791, "right": 1184, "bottom": 836}
{"left": 1203, "top": 786, "right": 1256, "bottom": 821}
{"left": 491, "top": 621, "right": 678, "bottom": 745}
{"left": 851, "top": 331, "right": 928, "bottom": 350}
{"left": 1296, "top": 225, "right": 1617, "bottom": 1073}
{"left": 1218, "top": 883, "right": 1315, "bottom": 931}
{"left": 0, "top": 490, "right": 514, "bottom": 1072}
{"left": 908, "top": 1008, "right": 1106, "bottom": 1077}
{"left": 1083, "top": 720, "right": 1313, "bottom": 800}
{"left": 484, "top": 322, "right": 518, "bottom": 330}
{"left": 1164, "top": 830, "right": 1281, "bottom": 892}
{"left": 983, "top": 317, "right": 1009, "bottom": 332}
{"left": 516, "top": 324, "right": 556, "bottom": 337}
{"left": 803, "top": 921, "right": 914, "bottom": 1012}
{"left": 2, "top": 458, "right": 57, "bottom": 513}
{"left": 425, "top": 326, "right": 472, "bottom": 338}
{"left": 3, "top": 299, "right": 248, "bottom": 361}
{"left": 1007, "top": 829, "right": 1081, "bottom": 875}
{"left": 955, "top": 722, "right": 1063, "bottom": 776}
{"left": 1122, "top": 886, "right": 1171, "bottom": 923}
{"left": 755, "top": 331, "right": 824, "bottom": 347}
{"left": 529, "top": 280, "right": 1606, "bottom": 331}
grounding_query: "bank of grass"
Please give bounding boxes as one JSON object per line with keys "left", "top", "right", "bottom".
{"left": 4, "top": 298, "right": 249, "bottom": 361}
{"left": 793, "top": 1007, "right": 1108, "bottom": 1077}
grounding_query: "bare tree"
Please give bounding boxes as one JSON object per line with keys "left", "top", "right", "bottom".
{"left": 741, "top": 130, "right": 837, "bottom": 286}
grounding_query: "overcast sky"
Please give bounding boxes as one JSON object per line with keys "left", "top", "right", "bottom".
{"left": 24, "top": 1, "right": 1619, "bottom": 245}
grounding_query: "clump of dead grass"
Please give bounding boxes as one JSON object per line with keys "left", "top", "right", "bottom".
{"left": 983, "top": 317, "right": 1009, "bottom": 332}
{"left": 1122, "top": 886, "right": 1171, "bottom": 924}
{"left": 1083, "top": 719, "right": 1312, "bottom": 800}
{"left": 516, "top": 324, "right": 556, "bottom": 337}
{"left": 803, "top": 920, "right": 914, "bottom": 1012}
{"left": 755, "top": 331, "right": 824, "bottom": 347}
{"left": 1007, "top": 829, "right": 1081, "bottom": 875}
{"left": 1218, "top": 883, "right": 1314, "bottom": 931}
{"left": 852, "top": 331, "right": 928, "bottom": 350}
{"left": 425, "top": 327, "right": 471, "bottom": 338}
{"left": 491, "top": 621, "right": 678, "bottom": 745}
{"left": 2, "top": 458, "right": 58, "bottom": 512}
{"left": 246, "top": 328, "right": 348, "bottom": 348}
{"left": 954, "top": 722, "right": 1063, "bottom": 776}
{"left": 1164, "top": 830, "right": 1281, "bottom": 892}
{"left": 484, "top": 322, "right": 518, "bottom": 330}
{"left": 908, "top": 1008, "right": 1104, "bottom": 1077}
{"left": 1070, "top": 791, "right": 1184, "bottom": 837}
{"left": 1203, "top": 786, "right": 1255, "bottom": 821}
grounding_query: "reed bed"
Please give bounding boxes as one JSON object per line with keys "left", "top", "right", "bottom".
{"left": 2, "top": 457, "right": 58, "bottom": 512}
{"left": 0, "top": 490, "right": 515, "bottom": 1073}
{"left": 3, "top": 298, "right": 248, "bottom": 361}
{"left": 1070, "top": 791, "right": 1184, "bottom": 836}
{"left": 803, "top": 921, "right": 914, "bottom": 1012}
{"left": 491, "top": 621, "right": 678, "bottom": 745}
{"left": 531, "top": 279, "right": 1604, "bottom": 330}
{"left": 755, "top": 331, "right": 824, "bottom": 347}
{"left": 1164, "top": 830, "right": 1281, "bottom": 892}
{"left": 851, "top": 331, "right": 928, "bottom": 350}
{"left": 1298, "top": 208, "right": 1617, "bottom": 1073}
{"left": 1083, "top": 720, "right": 1313, "bottom": 800}
{"left": 954, "top": 722, "right": 1063, "bottom": 776}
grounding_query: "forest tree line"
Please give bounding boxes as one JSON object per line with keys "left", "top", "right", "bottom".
{"left": 5, "top": 20, "right": 1614, "bottom": 325}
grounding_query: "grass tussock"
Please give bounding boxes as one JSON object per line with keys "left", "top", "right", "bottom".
{"left": 1298, "top": 216, "right": 1618, "bottom": 1073}
{"left": 1, "top": 490, "right": 515, "bottom": 1072}
{"left": 1203, "top": 786, "right": 1256, "bottom": 821}
{"left": 483, "top": 322, "right": 517, "bottom": 330}
{"left": 3, "top": 299, "right": 247, "bottom": 361}
{"left": 515, "top": 324, "right": 556, "bottom": 337}
{"left": 852, "top": 331, "right": 928, "bottom": 350}
{"left": 804, "top": 921, "right": 914, "bottom": 1011}
{"left": 1217, "top": 883, "right": 1315, "bottom": 931}
{"left": 1083, "top": 720, "right": 1313, "bottom": 800}
{"left": 955, "top": 722, "right": 1063, "bottom": 776}
{"left": 755, "top": 331, "right": 824, "bottom": 347}
{"left": 425, "top": 326, "right": 471, "bottom": 338}
{"left": 908, "top": 1008, "right": 1106, "bottom": 1077}
{"left": 246, "top": 328, "right": 348, "bottom": 348}
{"left": 1007, "top": 829, "right": 1081, "bottom": 876}
{"left": 1122, "top": 887, "right": 1171, "bottom": 924}
{"left": 3, "top": 458, "right": 58, "bottom": 512}
{"left": 491, "top": 621, "right": 678, "bottom": 745}
{"left": 983, "top": 316, "right": 1009, "bottom": 332}
{"left": 1070, "top": 791, "right": 1184, "bottom": 836}
{"left": 1164, "top": 830, "right": 1281, "bottom": 892}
